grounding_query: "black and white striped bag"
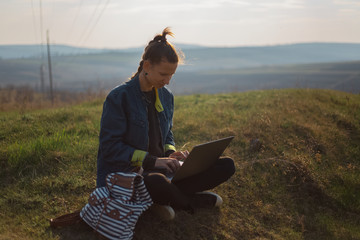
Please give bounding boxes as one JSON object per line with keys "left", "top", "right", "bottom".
{"left": 80, "top": 172, "right": 153, "bottom": 240}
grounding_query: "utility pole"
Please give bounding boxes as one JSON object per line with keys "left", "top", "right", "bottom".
{"left": 46, "top": 30, "right": 54, "bottom": 105}
{"left": 40, "top": 64, "right": 45, "bottom": 93}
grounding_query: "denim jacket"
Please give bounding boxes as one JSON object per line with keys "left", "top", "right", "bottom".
{"left": 96, "top": 75, "right": 176, "bottom": 187}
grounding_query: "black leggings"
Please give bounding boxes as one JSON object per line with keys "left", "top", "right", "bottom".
{"left": 143, "top": 157, "right": 235, "bottom": 209}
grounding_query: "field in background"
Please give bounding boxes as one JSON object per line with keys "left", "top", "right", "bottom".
{"left": 1, "top": 43, "right": 360, "bottom": 94}
{"left": 0, "top": 89, "right": 359, "bottom": 239}
{"left": 171, "top": 61, "right": 360, "bottom": 94}
{"left": 0, "top": 86, "right": 106, "bottom": 112}
{"left": 1, "top": 59, "right": 359, "bottom": 95}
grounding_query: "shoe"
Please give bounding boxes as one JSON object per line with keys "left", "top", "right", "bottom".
{"left": 190, "top": 191, "right": 223, "bottom": 208}
{"left": 150, "top": 204, "right": 175, "bottom": 221}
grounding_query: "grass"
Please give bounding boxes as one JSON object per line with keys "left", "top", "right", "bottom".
{"left": 0, "top": 88, "right": 359, "bottom": 239}
{"left": 0, "top": 86, "right": 106, "bottom": 112}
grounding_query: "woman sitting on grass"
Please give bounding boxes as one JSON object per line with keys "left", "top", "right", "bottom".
{"left": 96, "top": 27, "right": 235, "bottom": 220}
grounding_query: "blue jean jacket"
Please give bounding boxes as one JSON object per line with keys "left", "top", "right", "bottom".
{"left": 96, "top": 76, "right": 176, "bottom": 187}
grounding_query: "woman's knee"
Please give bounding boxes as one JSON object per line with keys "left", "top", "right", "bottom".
{"left": 143, "top": 173, "right": 187, "bottom": 206}
{"left": 218, "top": 157, "right": 236, "bottom": 177}
{"left": 144, "top": 173, "right": 171, "bottom": 190}
{"left": 143, "top": 173, "right": 172, "bottom": 202}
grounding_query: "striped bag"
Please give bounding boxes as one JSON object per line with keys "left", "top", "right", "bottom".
{"left": 80, "top": 172, "right": 153, "bottom": 240}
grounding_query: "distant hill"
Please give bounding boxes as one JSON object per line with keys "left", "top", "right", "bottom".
{"left": 171, "top": 61, "right": 360, "bottom": 94}
{"left": 0, "top": 43, "right": 360, "bottom": 94}
{"left": 0, "top": 43, "right": 204, "bottom": 59}
{"left": 182, "top": 42, "right": 360, "bottom": 71}
{"left": 0, "top": 45, "right": 112, "bottom": 59}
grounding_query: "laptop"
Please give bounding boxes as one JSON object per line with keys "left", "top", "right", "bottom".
{"left": 167, "top": 136, "right": 234, "bottom": 183}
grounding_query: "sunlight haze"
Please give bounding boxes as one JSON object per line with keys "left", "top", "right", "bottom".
{"left": 1, "top": 0, "right": 360, "bottom": 48}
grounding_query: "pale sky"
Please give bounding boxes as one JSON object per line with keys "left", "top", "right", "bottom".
{"left": 1, "top": 0, "right": 360, "bottom": 49}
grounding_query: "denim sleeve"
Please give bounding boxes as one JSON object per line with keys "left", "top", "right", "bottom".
{"left": 164, "top": 92, "right": 176, "bottom": 148}
{"left": 98, "top": 92, "right": 135, "bottom": 170}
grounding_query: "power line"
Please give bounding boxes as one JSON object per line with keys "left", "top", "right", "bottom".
{"left": 76, "top": 0, "right": 103, "bottom": 46}
{"left": 80, "top": 0, "right": 111, "bottom": 47}
{"left": 65, "top": 0, "right": 85, "bottom": 43}
{"left": 31, "top": 0, "right": 45, "bottom": 93}
{"left": 38, "top": 0, "right": 46, "bottom": 93}
{"left": 30, "top": 0, "right": 38, "bottom": 45}
{"left": 39, "top": 0, "right": 45, "bottom": 60}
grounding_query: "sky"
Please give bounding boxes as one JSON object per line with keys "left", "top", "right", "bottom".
{"left": 1, "top": 0, "right": 360, "bottom": 49}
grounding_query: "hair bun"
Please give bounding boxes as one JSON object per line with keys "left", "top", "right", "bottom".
{"left": 152, "top": 35, "right": 163, "bottom": 43}
{"left": 131, "top": 27, "right": 182, "bottom": 78}
{"left": 161, "top": 35, "right": 167, "bottom": 43}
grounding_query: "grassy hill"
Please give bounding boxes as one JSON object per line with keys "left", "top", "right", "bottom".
{"left": 0, "top": 89, "right": 359, "bottom": 239}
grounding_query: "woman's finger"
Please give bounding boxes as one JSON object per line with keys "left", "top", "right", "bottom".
{"left": 167, "top": 160, "right": 175, "bottom": 173}
{"left": 168, "top": 159, "right": 180, "bottom": 172}
{"left": 170, "top": 152, "right": 185, "bottom": 161}
{"left": 173, "top": 159, "right": 181, "bottom": 169}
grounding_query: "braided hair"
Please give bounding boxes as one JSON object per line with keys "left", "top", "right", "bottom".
{"left": 132, "top": 27, "right": 183, "bottom": 78}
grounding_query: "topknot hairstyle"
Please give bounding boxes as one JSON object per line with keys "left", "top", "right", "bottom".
{"left": 132, "top": 27, "right": 183, "bottom": 78}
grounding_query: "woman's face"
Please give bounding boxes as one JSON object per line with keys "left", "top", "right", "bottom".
{"left": 144, "top": 60, "right": 178, "bottom": 89}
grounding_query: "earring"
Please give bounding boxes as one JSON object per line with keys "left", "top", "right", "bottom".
{"left": 145, "top": 72, "right": 148, "bottom": 76}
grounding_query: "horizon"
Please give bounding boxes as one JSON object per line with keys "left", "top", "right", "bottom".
{"left": 2, "top": 41, "right": 360, "bottom": 51}
{"left": 1, "top": 0, "right": 360, "bottom": 49}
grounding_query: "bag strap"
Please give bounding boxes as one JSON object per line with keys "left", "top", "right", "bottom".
{"left": 132, "top": 166, "right": 144, "bottom": 175}
{"left": 49, "top": 210, "right": 82, "bottom": 228}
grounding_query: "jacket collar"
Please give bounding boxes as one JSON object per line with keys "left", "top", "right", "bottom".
{"left": 130, "top": 75, "right": 164, "bottom": 113}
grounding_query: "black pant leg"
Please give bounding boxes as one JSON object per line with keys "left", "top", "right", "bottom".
{"left": 173, "top": 157, "right": 235, "bottom": 195}
{"left": 143, "top": 173, "right": 190, "bottom": 209}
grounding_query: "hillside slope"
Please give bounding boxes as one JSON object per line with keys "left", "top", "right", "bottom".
{"left": 0, "top": 89, "right": 359, "bottom": 239}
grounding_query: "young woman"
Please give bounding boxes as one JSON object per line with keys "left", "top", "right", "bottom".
{"left": 96, "top": 27, "right": 235, "bottom": 220}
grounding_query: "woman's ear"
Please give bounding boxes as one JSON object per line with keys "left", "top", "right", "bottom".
{"left": 143, "top": 60, "right": 151, "bottom": 73}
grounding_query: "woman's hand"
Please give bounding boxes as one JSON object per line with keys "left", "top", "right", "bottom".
{"left": 155, "top": 157, "right": 181, "bottom": 173}
{"left": 169, "top": 151, "right": 189, "bottom": 161}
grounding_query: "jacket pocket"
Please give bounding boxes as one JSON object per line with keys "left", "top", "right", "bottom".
{"left": 126, "top": 117, "right": 147, "bottom": 148}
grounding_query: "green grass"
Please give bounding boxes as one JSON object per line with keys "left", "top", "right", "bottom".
{"left": 1, "top": 89, "right": 359, "bottom": 239}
